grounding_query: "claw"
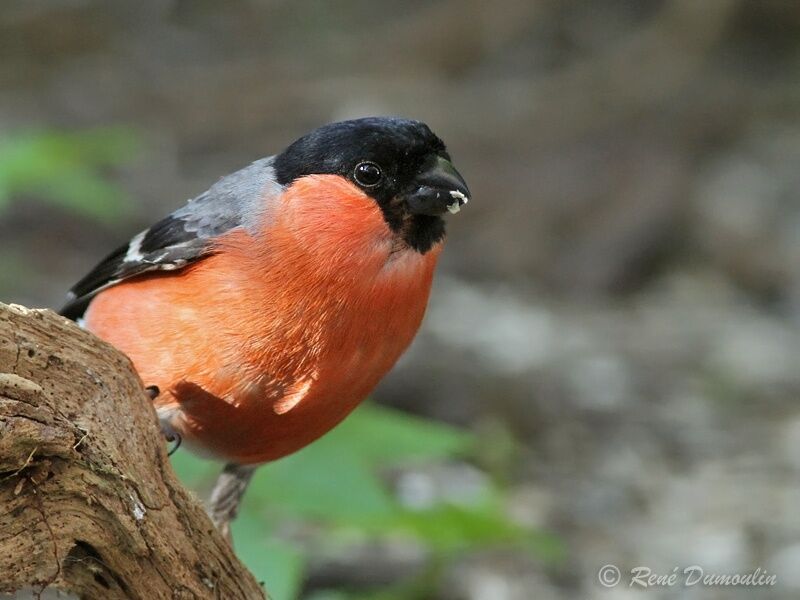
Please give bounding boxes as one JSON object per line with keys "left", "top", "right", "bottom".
{"left": 161, "top": 423, "right": 182, "bottom": 456}
{"left": 158, "top": 409, "right": 182, "bottom": 456}
{"left": 166, "top": 431, "right": 182, "bottom": 456}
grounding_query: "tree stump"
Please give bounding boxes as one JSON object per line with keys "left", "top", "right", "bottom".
{"left": 0, "top": 303, "right": 265, "bottom": 599}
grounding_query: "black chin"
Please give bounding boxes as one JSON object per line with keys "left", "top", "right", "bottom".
{"left": 375, "top": 197, "right": 446, "bottom": 254}
{"left": 402, "top": 214, "right": 446, "bottom": 254}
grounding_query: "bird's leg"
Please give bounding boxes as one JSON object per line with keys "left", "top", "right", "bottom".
{"left": 146, "top": 386, "right": 183, "bottom": 456}
{"left": 208, "top": 463, "right": 258, "bottom": 543}
{"left": 147, "top": 385, "right": 255, "bottom": 537}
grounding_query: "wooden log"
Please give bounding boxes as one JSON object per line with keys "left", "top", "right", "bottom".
{"left": 0, "top": 303, "right": 265, "bottom": 599}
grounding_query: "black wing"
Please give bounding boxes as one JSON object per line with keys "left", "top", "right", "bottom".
{"left": 60, "top": 157, "right": 280, "bottom": 319}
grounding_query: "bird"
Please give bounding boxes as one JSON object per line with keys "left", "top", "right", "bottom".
{"left": 60, "top": 117, "right": 470, "bottom": 538}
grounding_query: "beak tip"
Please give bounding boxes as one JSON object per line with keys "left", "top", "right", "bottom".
{"left": 405, "top": 157, "right": 470, "bottom": 216}
{"left": 446, "top": 189, "right": 469, "bottom": 214}
{"left": 449, "top": 189, "right": 469, "bottom": 203}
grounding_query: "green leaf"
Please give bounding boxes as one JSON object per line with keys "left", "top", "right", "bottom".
{"left": 320, "top": 404, "right": 473, "bottom": 467}
{"left": 378, "top": 504, "right": 521, "bottom": 553}
{"left": 232, "top": 513, "right": 305, "bottom": 600}
{"left": 374, "top": 503, "right": 565, "bottom": 562}
{"left": 170, "top": 449, "right": 220, "bottom": 491}
{"left": 248, "top": 441, "right": 395, "bottom": 522}
{"left": 242, "top": 404, "right": 472, "bottom": 523}
{"left": 0, "top": 128, "right": 139, "bottom": 222}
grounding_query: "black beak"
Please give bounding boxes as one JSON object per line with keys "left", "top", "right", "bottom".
{"left": 405, "top": 156, "right": 470, "bottom": 216}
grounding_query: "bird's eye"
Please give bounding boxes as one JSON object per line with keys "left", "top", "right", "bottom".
{"left": 354, "top": 162, "right": 383, "bottom": 187}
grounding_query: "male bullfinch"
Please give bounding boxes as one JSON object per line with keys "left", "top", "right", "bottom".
{"left": 60, "top": 117, "right": 470, "bottom": 537}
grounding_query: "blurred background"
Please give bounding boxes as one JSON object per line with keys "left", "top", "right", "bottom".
{"left": 2, "top": 1, "right": 800, "bottom": 598}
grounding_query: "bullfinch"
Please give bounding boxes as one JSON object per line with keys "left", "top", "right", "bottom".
{"left": 60, "top": 117, "right": 470, "bottom": 536}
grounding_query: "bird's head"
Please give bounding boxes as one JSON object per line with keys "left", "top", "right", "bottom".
{"left": 273, "top": 117, "right": 470, "bottom": 253}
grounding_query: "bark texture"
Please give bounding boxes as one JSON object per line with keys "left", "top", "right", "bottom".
{"left": 0, "top": 303, "right": 265, "bottom": 599}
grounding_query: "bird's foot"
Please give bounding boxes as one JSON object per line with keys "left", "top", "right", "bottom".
{"left": 150, "top": 389, "right": 182, "bottom": 456}
{"left": 159, "top": 420, "right": 182, "bottom": 456}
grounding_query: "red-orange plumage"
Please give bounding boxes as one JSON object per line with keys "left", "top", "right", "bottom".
{"left": 85, "top": 175, "right": 441, "bottom": 463}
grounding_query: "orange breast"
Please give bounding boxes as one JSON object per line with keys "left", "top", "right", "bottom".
{"left": 85, "top": 175, "right": 441, "bottom": 464}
